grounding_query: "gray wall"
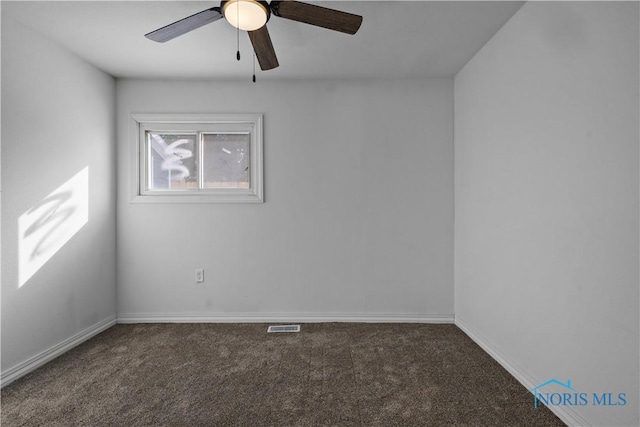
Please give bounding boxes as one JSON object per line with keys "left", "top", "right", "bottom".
{"left": 116, "top": 78, "right": 454, "bottom": 320}
{"left": 454, "top": 2, "right": 639, "bottom": 426}
{"left": 1, "top": 17, "right": 117, "bottom": 372}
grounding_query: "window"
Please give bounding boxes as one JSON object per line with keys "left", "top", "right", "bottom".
{"left": 130, "top": 114, "right": 263, "bottom": 203}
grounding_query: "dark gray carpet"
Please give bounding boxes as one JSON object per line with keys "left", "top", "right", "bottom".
{"left": 1, "top": 323, "right": 565, "bottom": 426}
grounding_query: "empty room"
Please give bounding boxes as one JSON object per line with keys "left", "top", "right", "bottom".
{"left": 1, "top": 1, "right": 638, "bottom": 426}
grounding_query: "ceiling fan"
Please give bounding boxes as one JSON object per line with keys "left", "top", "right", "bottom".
{"left": 145, "top": 0, "right": 363, "bottom": 72}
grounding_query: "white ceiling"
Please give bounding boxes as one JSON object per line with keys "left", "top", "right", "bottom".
{"left": 2, "top": 1, "right": 524, "bottom": 80}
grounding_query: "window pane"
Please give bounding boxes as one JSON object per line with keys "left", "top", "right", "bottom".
{"left": 147, "top": 132, "right": 197, "bottom": 190}
{"left": 202, "top": 133, "right": 250, "bottom": 189}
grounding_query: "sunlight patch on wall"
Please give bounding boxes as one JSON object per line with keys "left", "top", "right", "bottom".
{"left": 18, "top": 167, "right": 89, "bottom": 288}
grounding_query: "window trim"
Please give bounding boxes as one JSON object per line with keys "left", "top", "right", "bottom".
{"left": 130, "top": 113, "right": 263, "bottom": 203}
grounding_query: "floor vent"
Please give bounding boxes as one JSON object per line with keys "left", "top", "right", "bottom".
{"left": 267, "top": 325, "right": 301, "bottom": 333}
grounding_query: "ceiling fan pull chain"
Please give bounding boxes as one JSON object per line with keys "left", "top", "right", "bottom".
{"left": 236, "top": 6, "right": 241, "bottom": 61}
{"left": 253, "top": 53, "right": 257, "bottom": 83}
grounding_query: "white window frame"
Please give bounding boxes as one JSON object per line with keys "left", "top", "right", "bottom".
{"left": 130, "top": 113, "right": 263, "bottom": 203}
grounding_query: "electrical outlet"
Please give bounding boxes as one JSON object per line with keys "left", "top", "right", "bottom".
{"left": 195, "top": 269, "right": 204, "bottom": 283}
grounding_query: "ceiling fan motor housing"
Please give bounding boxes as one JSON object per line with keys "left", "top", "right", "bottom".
{"left": 220, "top": 0, "right": 272, "bottom": 31}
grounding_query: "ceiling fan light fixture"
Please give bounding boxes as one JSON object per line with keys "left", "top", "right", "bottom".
{"left": 146, "top": 1, "right": 363, "bottom": 73}
{"left": 222, "top": 0, "right": 269, "bottom": 31}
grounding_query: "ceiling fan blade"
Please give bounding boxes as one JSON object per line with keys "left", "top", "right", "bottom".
{"left": 145, "top": 7, "right": 223, "bottom": 43}
{"left": 248, "top": 26, "right": 279, "bottom": 71}
{"left": 271, "top": 1, "right": 362, "bottom": 35}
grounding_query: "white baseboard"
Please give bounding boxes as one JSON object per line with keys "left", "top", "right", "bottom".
{"left": 116, "top": 312, "right": 455, "bottom": 324}
{"left": 1, "top": 315, "right": 117, "bottom": 388}
{"left": 455, "top": 317, "right": 591, "bottom": 427}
